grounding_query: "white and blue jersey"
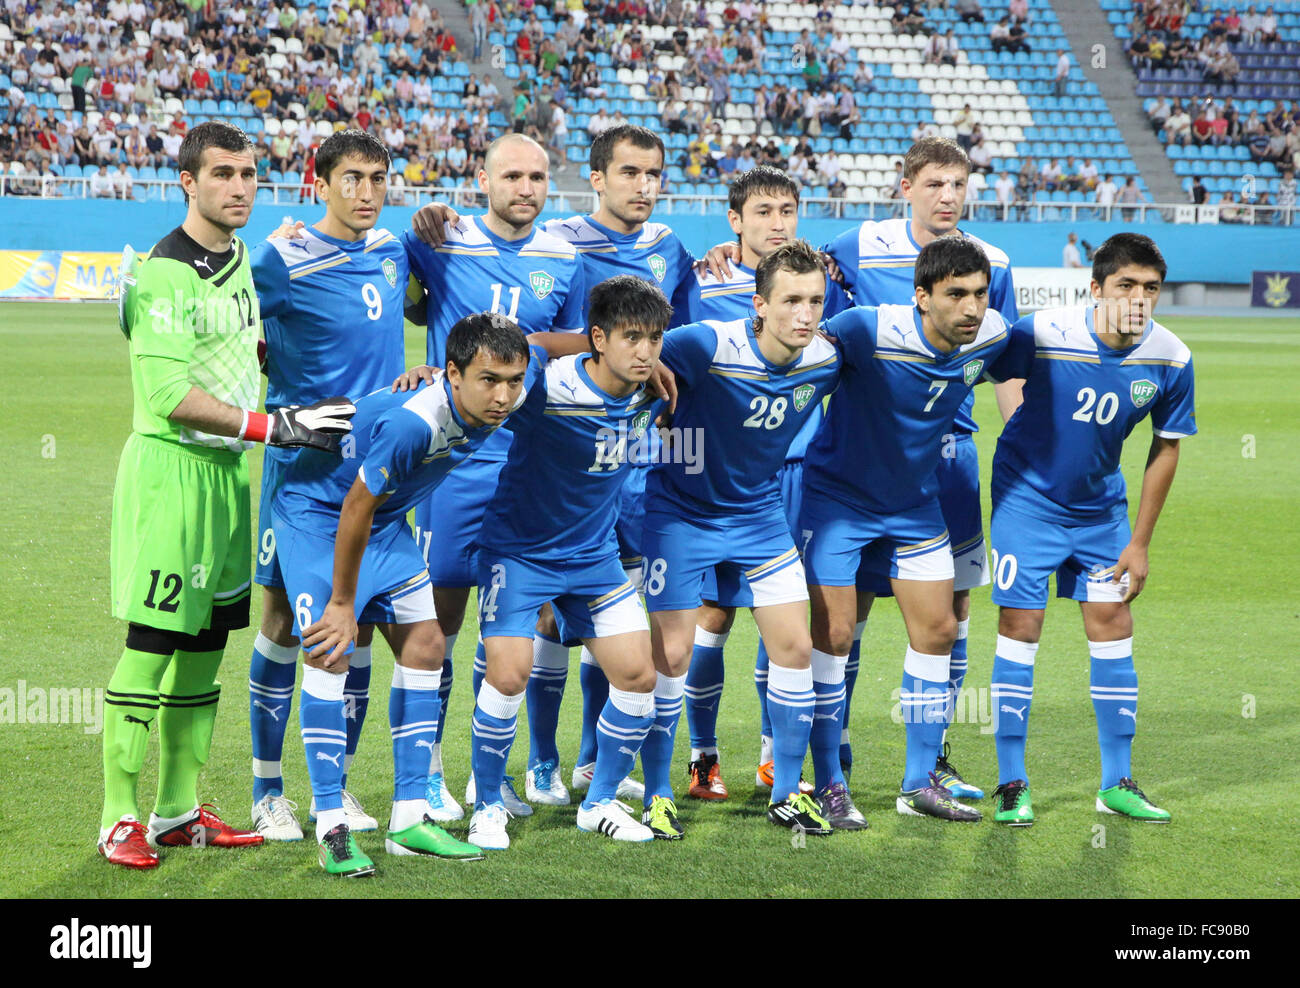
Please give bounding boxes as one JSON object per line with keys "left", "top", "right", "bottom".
{"left": 800, "top": 303, "right": 1009, "bottom": 588}
{"left": 985, "top": 306, "right": 1196, "bottom": 609}
{"left": 642, "top": 318, "right": 840, "bottom": 612}
{"left": 250, "top": 225, "right": 410, "bottom": 589}
{"left": 402, "top": 217, "right": 585, "bottom": 586}
{"left": 475, "top": 352, "right": 656, "bottom": 641}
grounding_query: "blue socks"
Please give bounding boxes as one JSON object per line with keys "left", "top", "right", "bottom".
{"left": 249, "top": 632, "right": 297, "bottom": 803}
{"left": 900, "top": 647, "right": 950, "bottom": 792}
{"left": 754, "top": 638, "right": 772, "bottom": 754}
{"left": 991, "top": 635, "right": 1038, "bottom": 785}
{"left": 527, "top": 633, "right": 568, "bottom": 767}
{"left": 577, "top": 647, "right": 609, "bottom": 766}
{"left": 389, "top": 663, "right": 441, "bottom": 804}
{"left": 341, "top": 645, "right": 370, "bottom": 790}
{"left": 943, "top": 619, "right": 968, "bottom": 734}
{"left": 300, "top": 665, "right": 347, "bottom": 839}
{"left": 1090, "top": 637, "right": 1137, "bottom": 790}
{"left": 841, "top": 620, "right": 864, "bottom": 774}
{"left": 809, "top": 649, "right": 847, "bottom": 791}
{"left": 685, "top": 627, "right": 727, "bottom": 755}
{"left": 469, "top": 682, "right": 525, "bottom": 810}
{"left": 434, "top": 632, "right": 456, "bottom": 745}
{"left": 766, "top": 663, "right": 815, "bottom": 801}
{"left": 586, "top": 685, "right": 654, "bottom": 808}
{"left": 471, "top": 635, "right": 486, "bottom": 702}
{"left": 640, "top": 672, "right": 685, "bottom": 804}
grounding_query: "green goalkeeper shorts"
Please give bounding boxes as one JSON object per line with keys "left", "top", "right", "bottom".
{"left": 110, "top": 433, "right": 252, "bottom": 635}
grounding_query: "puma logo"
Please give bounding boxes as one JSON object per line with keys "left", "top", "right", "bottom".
{"left": 697, "top": 700, "right": 717, "bottom": 712}
{"left": 797, "top": 714, "right": 814, "bottom": 725}
{"left": 728, "top": 336, "right": 745, "bottom": 356}
{"left": 543, "top": 686, "right": 564, "bottom": 695}
{"left": 415, "top": 739, "right": 437, "bottom": 753}
{"left": 478, "top": 743, "right": 510, "bottom": 759}
{"left": 814, "top": 711, "right": 840, "bottom": 721}
{"left": 315, "top": 750, "right": 341, "bottom": 767}
{"left": 123, "top": 714, "right": 151, "bottom": 727}
{"left": 1000, "top": 704, "right": 1026, "bottom": 722}
{"left": 193, "top": 256, "right": 211, "bottom": 272}
{"left": 649, "top": 723, "right": 671, "bottom": 734}
{"left": 559, "top": 379, "right": 579, "bottom": 398}
{"left": 1118, "top": 707, "right": 1137, "bottom": 721}
{"left": 254, "top": 700, "right": 283, "bottom": 722}
{"left": 617, "top": 746, "right": 638, "bottom": 758}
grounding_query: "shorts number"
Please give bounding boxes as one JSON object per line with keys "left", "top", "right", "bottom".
{"left": 990, "top": 549, "right": 1018, "bottom": 591}
{"left": 295, "top": 593, "right": 314, "bottom": 631}
{"left": 489, "top": 282, "right": 522, "bottom": 319}
{"left": 1072, "top": 387, "right": 1119, "bottom": 425}
{"left": 644, "top": 557, "right": 668, "bottom": 596}
{"left": 743, "top": 395, "right": 787, "bottom": 430}
{"left": 925, "top": 380, "right": 948, "bottom": 413}
{"left": 479, "top": 563, "right": 507, "bottom": 623}
{"left": 258, "top": 527, "right": 276, "bottom": 566}
{"left": 361, "top": 282, "right": 382, "bottom": 321}
{"left": 143, "top": 569, "right": 182, "bottom": 613}
{"left": 414, "top": 526, "right": 432, "bottom": 564}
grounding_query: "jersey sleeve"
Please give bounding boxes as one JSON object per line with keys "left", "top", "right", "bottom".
{"left": 249, "top": 241, "right": 291, "bottom": 320}
{"left": 822, "top": 228, "right": 860, "bottom": 301}
{"left": 822, "top": 273, "right": 852, "bottom": 320}
{"left": 554, "top": 260, "right": 586, "bottom": 332}
{"left": 985, "top": 313, "right": 1036, "bottom": 382}
{"left": 129, "top": 258, "right": 197, "bottom": 362}
{"left": 502, "top": 356, "right": 550, "bottom": 441}
{"left": 823, "top": 306, "right": 876, "bottom": 368}
{"left": 989, "top": 264, "right": 1020, "bottom": 324}
{"left": 658, "top": 323, "right": 714, "bottom": 389}
{"left": 667, "top": 240, "right": 698, "bottom": 328}
{"left": 401, "top": 229, "right": 437, "bottom": 293}
{"left": 359, "top": 405, "right": 433, "bottom": 498}
{"left": 1150, "top": 358, "right": 1197, "bottom": 439}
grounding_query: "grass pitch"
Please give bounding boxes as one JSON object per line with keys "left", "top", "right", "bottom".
{"left": 1, "top": 303, "right": 1297, "bottom": 899}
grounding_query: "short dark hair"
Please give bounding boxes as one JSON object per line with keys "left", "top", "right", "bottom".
{"left": 754, "top": 239, "right": 825, "bottom": 304}
{"left": 914, "top": 236, "right": 990, "bottom": 294}
{"left": 586, "top": 275, "right": 673, "bottom": 359}
{"left": 589, "top": 124, "right": 664, "bottom": 174}
{"left": 903, "top": 136, "right": 970, "bottom": 182}
{"left": 1091, "top": 232, "right": 1167, "bottom": 285}
{"left": 314, "top": 128, "right": 391, "bottom": 184}
{"left": 178, "top": 120, "right": 254, "bottom": 180}
{"left": 445, "top": 312, "right": 530, "bottom": 376}
{"left": 728, "top": 165, "right": 800, "bottom": 215}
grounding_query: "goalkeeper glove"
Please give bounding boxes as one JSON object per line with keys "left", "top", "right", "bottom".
{"left": 240, "top": 397, "right": 356, "bottom": 453}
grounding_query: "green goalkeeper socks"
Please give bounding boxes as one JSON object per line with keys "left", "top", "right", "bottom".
{"left": 102, "top": 647, "right": 173, "bottom": 829}
{"left": 154, "top": 649, "right": 224, "bottom": 820}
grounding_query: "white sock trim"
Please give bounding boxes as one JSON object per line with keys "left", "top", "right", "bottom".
{"left": 654, "top": 672, "right": 687, "bottom": 700}
{"left": 392, "top": 663, "right": 442, "bottom": 692}
{"left": 608, "top": 685, "right": 655, "bottom": 718}
{"left": 349, "top": 645, "right": 372, "bottom": 669}
{"left": 315, "top": 808, "right": 347, "bottom": 841}
{"left": 809, "top": 648, "right": 848, "bottom": 685}
{"left": 955, "top": 619, "right": 970, "bottom": 641}
{"left": 693, "top": 626, "right": 729, "bottom": 649}
{"left": 443, "top": 632, "right": 458, "bottom": 661}
{"left": 389, "top": 798, "right": 427, "bottom": 831}
{"left": 476, "top": 682, "right": 525, "bottom": 720}
{"left": 853, "top": 619, "right": 867, "bottom": 641}
{"left": 254, "top": 632, "right": 299, "bottom": 664}
{"left": 252, "top": 758, "right": 281, "bottom": 778}
{"left": 996, "top": 635, "right": 1039, "bottom": 665}
{"left": 1088, "top": 637, "right": 1134, "bottom": 660}
{"left": 532, "top": 634, "right": 570, "bottom": 670}
{"left": 579, "top": 645, "right": 599, "bottom": 667}
{"left": 302, "top": 665, "right": 347, "bottom": 701}
{"left": 767, "top": 662, "right": 813, "bottom": 693}
{"left": 902, "top": 647, "right": 950, "bottom": 684}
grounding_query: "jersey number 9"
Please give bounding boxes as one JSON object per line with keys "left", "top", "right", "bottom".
{"left": 362, "top": 282, "right": 383, "bottom": 321}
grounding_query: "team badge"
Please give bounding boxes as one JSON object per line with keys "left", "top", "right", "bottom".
{"left": 382, "top": 258, "right": 397, "bottom": 287}
{"left": 529, "top": 270, "right": 555, "bottom": 300}
{"left": 631, "top": 410, "right": 651, "bottom": 438}
{"left": 1265, "top": 273, "right": 1291, "bottom": 307}
{"left": 792, "top": 384, "right": 816, "bottom": 412}
{"left": 963, "top": 359, "right": 985, "bottom": 386}
{"left": 648, "top": 254, "right": 667, "bottom": 283}
{"left": 1130, "top": 379, "right": 1158, "bottom": 408}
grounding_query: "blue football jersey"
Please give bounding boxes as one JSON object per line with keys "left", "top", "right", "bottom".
{"left": 822, "top": 217, "right": 1018, "bottom": 434}
{"left": 804, "top": 303, "right": 1009, "bottom": 514}
{"left": 986, "top": 305, "right": 1197, "bottom": 518}
{"left": 477, "top": 352, "right": 660, "bottom": 561}
{"left": 647, "top": 318, "right": 841, "bottom": 517}
{"left": 540, "top": 215, "right": 696, "bottom": 325}
{"left": 252, "top": 226, "right": 409, "bottom": 412}
{"left": 275, "top": 350, "right": 544, "bottom": 533}
{"left": 402, "top": 216, "right": 585, "bottom": 465}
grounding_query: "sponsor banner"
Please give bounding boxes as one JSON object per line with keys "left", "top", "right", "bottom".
{"left": 1251, "top": 270, "right": 1300, "bottom": 308}
{"left": 1013, "top": 266, "right": 1093, "bottom": 312}
{"left": 0, "top": 249, "right": 120, "bottom": 299}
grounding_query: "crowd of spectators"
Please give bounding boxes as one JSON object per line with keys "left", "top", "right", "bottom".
{"left": 1126, "top": 2, "right": 1285, "bottom": 89}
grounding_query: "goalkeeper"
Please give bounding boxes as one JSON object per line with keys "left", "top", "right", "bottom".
{"left": 99, "top": 121, "right": 355, "bottom": 870}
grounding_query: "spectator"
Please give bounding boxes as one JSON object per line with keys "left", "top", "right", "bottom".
{"left": 1218, "top": 190, "right": 1244, "bottom": 223}
{"left": 112, "top": 161, "right": 135, "bottom": 200}
{"left": 954, "top": 103, "right": 976, "bottom": 151}
{"left": 924, "top": 30, "right": 947, "bottom": 66}
{"left": 1062, "top": 232, "right": 1084, "bottom": 268}
{"left": 1147, "top": 95, "right": 1172, "bottom": 133}
{"left": 1165, "top": 102, "right": 1193, "bottom": 145}
{"left": 89, "top": 164, "right": 116, "bottom": 198}
{"left": 888, "top": 158, "right": 906, "bottom": 216}
{"left": 818, "top": 147, "right": 842, "bottom": 187}
{"left": 1189, "top": 174, "right": 1208, "bottom": 205}
{"left": 1278, "top": 167, "right": 1296, "bottom": 224}
{"left": 1242, "top": 4, "right": 1264, "bottom": 44}
{"left": 994, "top": 169, "right": 1018, "bottom": 219}
{"left": 1117, "top": 176, "right": 1146, "bottom": 221}
{"left": 957, "top": 0, "right": 985, "bottom": 24}
{"left": 968, "top": 139, "right": 993, "bottom": 174}
{"left": 1053, "top": 49, "right": 1070, "bottom": 98}
{"left": 1095, "top": 173, "right": 1118, "bottom": 221}
{"left": 1009, "top": 0, "right": 1030, "bottom": 24}
{"left": 1040, "top": 157, "right": 1063, "bottom": 192}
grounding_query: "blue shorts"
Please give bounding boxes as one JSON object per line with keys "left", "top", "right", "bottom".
{"left": 989, "top": 481, "right": 1132, "bottom": 610}
{"left": 642, "top": 498, "right": 807, "bottom": 613}
{"left": 254, "top": 447, "right": 295, "bottom": 589}
{"left": 412, "top": 460, "right": 502, "bottom": 588}
{"left": 271, "top": 510, "right": 436, "bottom": 647}
{"left": 703, "top": 459, "right": 805, "bottom": 609}
{"left": 800, "top": 486, "right": 954, "bottom": 588}
{"left": 476, "top": 550, "right": 646, "bottom": 641}
{"left": 855, "top": 433, "right": 989, "bottom": 596}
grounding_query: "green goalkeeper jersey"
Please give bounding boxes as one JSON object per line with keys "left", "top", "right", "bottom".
{"left": 118, "top": 226, "right": 261, "bottom": 454}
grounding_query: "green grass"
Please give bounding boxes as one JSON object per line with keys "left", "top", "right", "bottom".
{"left": 1, "top": 304, "right": 1297, "bottom": 899}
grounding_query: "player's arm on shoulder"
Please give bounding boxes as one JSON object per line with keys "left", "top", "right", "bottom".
{"left": 696, "top": 239, "right": 739, "bottom": 280}
{"left": 302, "top": 475, "right": 388, "bottom": 668}
{"left": 1113, "top": 434, "right": 1181, "bottom": 603}
{"left": 249, "top": 239, "right": 291, "bottom": 321}
{"left": 410, "top": 199, "right": 461, "bottom": 247}
{"left": 821, "top": 306, "right": 875, "bottom": 364}
{"left": 526, "top": 331, "right": 591, "bottom": 358}
{"left": 984, "top": 313, "right": 1035, "bottom": 420}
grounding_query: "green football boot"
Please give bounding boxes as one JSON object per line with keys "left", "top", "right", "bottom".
{"left": 1096, "top": 777, "right": 1171, "bottom": 823}
{"left": 992, "top": 779, "right": 1035, "bottom": 827}
{"left": 318, "top": 823, "right": 376, "bottom": 877}
{"left": 641, "top": 795, "right": 685, "bottom": 840}
{"left": 385, "top": 816, "right": 485, "bottom": 861}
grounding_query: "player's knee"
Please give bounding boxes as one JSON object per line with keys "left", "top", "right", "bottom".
{"left": 998, "top": 608, "right": 1043, "bottom": 643}
{"left": 696, "top": 604, "right": 734, "bottom": 635}
{"left": 612, "top": 664, "right": 657, "bottom": 695}
{"left": 259, "top": 587, "right": 299, "bottom": 646}
{"left": 765, "top": 625, "right": 813, "bottom": 667}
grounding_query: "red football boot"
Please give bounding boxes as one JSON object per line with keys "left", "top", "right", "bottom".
{"left": 148, "top": 803, "right": 265, "bottom": 848}
{"left": 99, "top": 818, "right": 161, "bottom": 869}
